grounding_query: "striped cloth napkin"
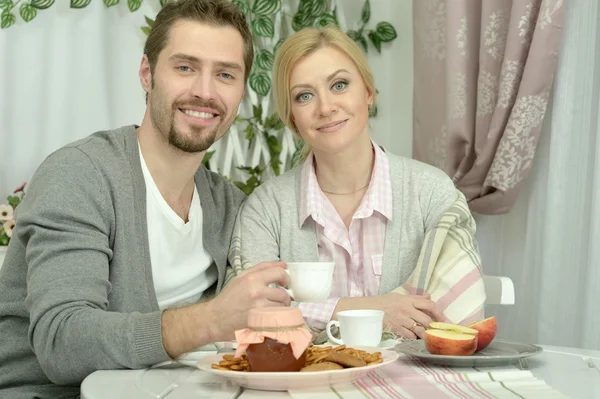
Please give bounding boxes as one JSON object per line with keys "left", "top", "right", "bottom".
{"left": 288, "top": 355, "right": 572, "bottom": 399}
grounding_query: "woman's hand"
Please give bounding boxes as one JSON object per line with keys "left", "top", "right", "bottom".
{"left": 334, "top": 293, "right": 445, "bottom": 339}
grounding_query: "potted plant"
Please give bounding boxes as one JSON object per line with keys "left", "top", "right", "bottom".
{"left": 0, "top": 183, "right": 26, "bottom": 267}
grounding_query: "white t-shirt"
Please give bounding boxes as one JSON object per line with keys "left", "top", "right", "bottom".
{"left": 139, "top": 146, "right": 217, "bottom": 310}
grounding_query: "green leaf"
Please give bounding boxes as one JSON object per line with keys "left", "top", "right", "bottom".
{"left": 316, "top": 13, "right": 337, "bottom": 28}
{"left": 368, "top": 31, "right": 381, "bottom": 53}
{"left": 202, "top": 150, "right": 215, "bottom": 169}
{"left": 233, "top": 181, "right": 252, "bottom": 196}
{"left": 19, "top": 4, "right": 37, "bottom": 22}
{"left": 141, "top": 26, "right": 151, "bottom": 36}
{"left": 7, "top": 195, "right": 20, "bottom": 208}
{"left": 249, "top": 72, "right": 271, "bottom": 96}
{"left": 270, "top": 156, "right": 281, "bottom": 175}
{"left": 0, "top": 231, "right": 9, "bottom": 246}
{"left": 70, "top": 0, "right": 91, "bottom": 8}
{"left": 357, "top": 34, "right": 368, "bottom": 53}
{"left": 273, "top": 118, "right": 285, "bottom": 130}
{"left": 144, "top": 16, "right": 154, "bottom": 27}
{"left": 243, "top": 123, "right": 256, "bottom": 140}
{"left": 297, "top": 0, "right": 312, "bottom": 15}
{"left": 370, "top": 103, "right": 378, "bottom": 117}
{"left": 159, "top": 0, "right": 167, "bottom": 6}
{"left": 273, "top": 37, "right": 285, "bottom": 55}
{"left": 30, "top": 0, "right": 55, "bottom": 9}
{"left": 255, "top": 50, "right": 274, "bottom": 71}
{"left": 251, "top": 15, "right": 274, "bottom": 38}
{"left": 252, "top": 103, "right": 263, "bottom": 122}
{"left": 232, "top": 0, "right": 250, "bottom": 14}
{"left": 292, "top": 12, "right": 314, "bottom": 32}
{"left": 251, "top": 0, "right": 281, "bottom": 16}
{"left": 264, "top": 112, "right": 284, "bottom": 130}
{"left": 127, "top": 0, "right": 141, "bottom": 12}
{"left": 361, "top": 0, "right": 370, "bottom": 24}
{"left": 103, "top": 0, "right": 119, "bottom": 7}
{"left": 265, "top": 133, "right": 282, "bottom": 175}
{"left": 0, "top": 0, "right": 13, "bottom": 10}
{"left": 266, "top": 134, "right": 282, "bottom": 153}
{"left": 375, "top": 21, "right": 397, "bottom": 42}
{"left": 234, "top": 166, "right": 263, "bottom": 196}
{"left": 309, "top": 0, "right": 327, "bottom": 17}
{"left": 291, "top": 142, "right": 304, "bottom": 167}
{"left": 347, "top": 29, "right": 360, "bottom": 41}
{"left": 1, "top": 9, "right": 15, "bottom": 28}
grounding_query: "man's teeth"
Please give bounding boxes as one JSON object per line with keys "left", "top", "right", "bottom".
{"left": 183, "top": 110, "right": 215, "bottom": 118}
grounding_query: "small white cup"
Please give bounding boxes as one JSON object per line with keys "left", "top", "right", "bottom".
{"left": 326, "top": 309, "right": 384, "bottom": 347}
{"left": 282, "top": 262, "right": 334, "bottom": 302}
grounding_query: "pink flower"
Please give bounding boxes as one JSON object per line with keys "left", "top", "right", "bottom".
{"left": 0, "top": 205, "right": 13, "bottom": 222}
{"left": 3, "top": 219, "right": 15, "bottom": 238}
{"left": 13, "top": 182, "right": 27, "bottom": 194}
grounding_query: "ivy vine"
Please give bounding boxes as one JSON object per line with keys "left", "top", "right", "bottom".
{"left": 4, "top": 0, "right": 397, "bottom": 195}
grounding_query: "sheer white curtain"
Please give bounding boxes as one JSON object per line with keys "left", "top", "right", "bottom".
{"left": 476, "top": 0, "right": 600, "bottom": 350}
{"left": 0, "top": 0, "right": 413, "bottom": 197}
{"left": 0, "top": 1, "right": 155, "bottom": 196}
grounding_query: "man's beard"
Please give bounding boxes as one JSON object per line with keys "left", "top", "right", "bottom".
{"left": 168, "top": 123, "right": 218, "bottom": 153}
{"left": 151, "top": 96, "right": 227, "bottom": 154}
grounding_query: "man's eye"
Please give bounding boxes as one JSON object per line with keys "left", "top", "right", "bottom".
{"left": 220, "top": 73, "right": 233, "bottom": 79}
{"left": 178, "top": 66, "right": 191, "bottom": 72}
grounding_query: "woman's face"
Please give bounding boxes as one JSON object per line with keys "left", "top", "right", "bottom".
{"left": 288, "top": 46, "right": 373, "bottom": 155}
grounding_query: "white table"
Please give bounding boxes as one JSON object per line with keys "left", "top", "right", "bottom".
{"left": 80, "top": 345, "right": 600, "bottom": 399}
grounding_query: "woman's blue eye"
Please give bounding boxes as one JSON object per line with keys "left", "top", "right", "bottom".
{"left": 297, "top": 93, "right": 312, "bottom": 102}
{"left": 333, "top": 81, "right": 347, "bottom": 91}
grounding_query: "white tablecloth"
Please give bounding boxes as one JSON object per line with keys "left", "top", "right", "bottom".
{"left": 80, "top": 344, "right": 600, "bottom": 399}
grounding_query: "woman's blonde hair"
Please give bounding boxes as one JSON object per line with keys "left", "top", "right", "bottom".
{"left": 272, "top": 26, "right": 376, "bottom": 159}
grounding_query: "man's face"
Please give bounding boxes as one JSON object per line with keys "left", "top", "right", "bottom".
{"left": 142, "top": 20, "right": 246, "bottom": 153}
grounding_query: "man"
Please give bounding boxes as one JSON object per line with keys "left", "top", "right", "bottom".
{"left": 0, "top": 1, "right": 290, "bottom": 398}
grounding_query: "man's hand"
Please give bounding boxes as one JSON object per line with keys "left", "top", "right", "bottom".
{"left": 206, "top": 262, "right": 290, "bottom": 341}
{"left": 334, "top": 293, "right": 445, "bottom": 339}
{"left": 161, "top": 262, "right": 290, "bottom": 358}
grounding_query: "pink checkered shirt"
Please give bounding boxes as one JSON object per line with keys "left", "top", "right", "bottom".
{"left": 298, "top": 142, "right": 393, "bottom": 331}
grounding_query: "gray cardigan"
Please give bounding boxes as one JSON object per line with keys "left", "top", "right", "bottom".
{"left": 0, "top": 126, "right": 245, "bottom": 399}
{"left": 235, "top": 150, "right": 457, "bottom": 295}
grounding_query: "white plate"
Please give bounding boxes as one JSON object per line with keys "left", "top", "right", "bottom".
{"left": 196, "top": 345, "right": 399, "bottom": 391}
{"left": 394, "top": 339, "right": 543, "bottom": 367}
{"left": 322, "top": 338, "right": 398, "bottom": 349}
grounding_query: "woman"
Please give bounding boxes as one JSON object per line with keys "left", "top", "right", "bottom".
{"left": 228, "top": 27, "right": 485, "bottom": 339}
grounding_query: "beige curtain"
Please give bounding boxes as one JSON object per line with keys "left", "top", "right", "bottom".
{"left": 412, "top": 0, "right": 565, "bottom": 214}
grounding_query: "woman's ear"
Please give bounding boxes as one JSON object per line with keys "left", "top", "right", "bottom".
{"left": 366, "top": 86, "right": 375, "bottom": 105}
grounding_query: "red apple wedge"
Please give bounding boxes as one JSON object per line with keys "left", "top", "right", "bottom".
{"left": 425, "top": 322, "right": 479, "bottom": 356}
{"left": 468, "top": 316, "right": 498, "bottom": 352}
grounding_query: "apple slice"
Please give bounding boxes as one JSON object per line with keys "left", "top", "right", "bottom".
{"left": 468, "top": 316, "right": 497, "bottom": 352}
{"left": 424, "top": 323, "right": 478, "bottom": 356}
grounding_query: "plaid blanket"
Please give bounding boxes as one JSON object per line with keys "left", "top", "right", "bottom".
{"left": 391, "top": 190, "right": 485, "bottom": 325}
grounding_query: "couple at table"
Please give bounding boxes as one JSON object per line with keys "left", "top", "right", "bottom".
{"left": 0, "top": 0, "right": 484, "bottom": 398}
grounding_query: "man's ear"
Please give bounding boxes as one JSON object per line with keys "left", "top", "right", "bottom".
{"left": 139, "top": 55, "right": 152, "bottom": 94}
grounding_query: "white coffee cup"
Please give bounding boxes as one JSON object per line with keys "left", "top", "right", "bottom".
{"left": 326, "top": 309, "right": 384, "bottom": 347}
{"left": 282, "top": 262, "right": 334, "bottom": 302}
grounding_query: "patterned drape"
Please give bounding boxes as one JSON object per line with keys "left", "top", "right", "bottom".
{"left": 412, "top": 0, "right": 565, "bottom": 214}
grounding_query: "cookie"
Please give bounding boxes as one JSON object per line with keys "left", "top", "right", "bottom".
{"left": 300, "top": 361, "right": 344, "bottom": 372}
{"left": 325, "top": 351, "right": 367, "bottom": 368}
